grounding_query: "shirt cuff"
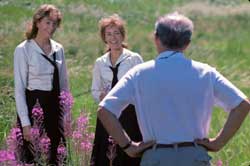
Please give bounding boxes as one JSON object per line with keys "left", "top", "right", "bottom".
{"left": 20, "top": 116, "right": 31, "bottom": 127}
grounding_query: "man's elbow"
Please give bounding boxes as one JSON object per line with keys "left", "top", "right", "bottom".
{"left": 97, "top": 106, "right": 105, "bottom": 120}
{"left": 97, "top": 106, "right": 113, "bottom": 120}
{"left": 233, "top": 99, "right": 250, "bottom": 116}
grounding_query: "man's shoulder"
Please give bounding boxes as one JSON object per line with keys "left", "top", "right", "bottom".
{"left": 127, "top": 60, "right": 155, "bottom": 77}
{"left": 134, "top": 60, "right": 155, "bottom": 70}
{"left": 191, "top": 59, "right": 214, "bottom": 71}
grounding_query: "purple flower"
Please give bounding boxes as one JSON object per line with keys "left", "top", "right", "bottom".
{"left": 59, "top": 90, "right": 74, "bottom": 138}
{"left": 0, "top": 150, "right": 15, "bottom": 162}
{"left": 64, "top": 112, "right": 72, "bottom": 138}
{"left": 77, "top": 114, "right": 88, "bottom": 132}
{"left": 30, "top": 127, "right": 40, "bottom": 140}
{"left": 59, "top": 90, "right": 74, "bottom": 112}
{"left": 39, "top": 136, "right": 51, "bottom": 154}
{"left": 7, "top": 128, "right": 22, "bottom": 141}
{"left": 72, "top": 131, "right": 82, "bottom": 140}
{"left": 6, "top": 128, "right": 23, "bottom": 152}
{"left": 106, "top": 136, "right": 117, "bottom": 163}
{"left": 57, "top": 145, "right": 66, "bottom": 156}
{"left": 31, "top": 102, "right": 44, "bottom": 128}
{"left": 80, "top": 141, "right": 92, "bottom": 152}
{"left": 32, "top": 106, "right": 44, "bottom": 122}
{"left": 87, "top": 133, "right": 94, "bottom": 140}
{"left": 217, "top": 160, "right": 223, "bottom": 166}
{"left": 57, "top": 141, "right": 66, "bottom": 166}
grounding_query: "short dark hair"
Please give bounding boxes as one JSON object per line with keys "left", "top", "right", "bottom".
{"left": 155, "top": 12, "right": 193, "bottom": 49}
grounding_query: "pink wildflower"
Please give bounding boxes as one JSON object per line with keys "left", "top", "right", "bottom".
{"left": 59, "top": 90, "right": 74, "bottom": 138}
{"left": 80, "top": 141, "right": 92, "bottom": 152}
{"left": 39, "top": 136, "right": 51, "bottom": 154}
{"left": 6, "top": 127, "right": 23, "bottom": 153}
{"left": 57, "top": 141, "right": 67, "bottom": 166}
{"left": 87, "top": 133, "right": 95, "bottom": 140}
{"left": 77, "top": 114, "right": 88, "bottom": 132}
{"left": 106, "top": 136, "right": 117, "bottom": 164}
{"left": 64, "top": 112, "right": 72, "bottom": 138}
{"left": 0, "top": 150, "right": 15, "bottom": 162}
{"left": 59, "top": 90, "right": 74, "bottom": 112}
{"left": 72, "top": 131, "right": 82, "bottom": 140}
{"left": 30, "top": 127, "right": 40, "bottom": 139}
{"left": 217, "top": 160, "right": 223, "bottom": 166}
{"left": 57, "top": 145, "right": 66, "bottom": 156}
{"left": 32, "top": 107, "right": 43, "bottom": 120}
{"left": 31, "top": 102, "right": 44, "bottom": 127}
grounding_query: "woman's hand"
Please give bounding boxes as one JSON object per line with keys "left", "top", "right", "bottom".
{"left": 22, "top": 125, "right": 31, "bottom": 141}
{"left": 99, "top": 92, "right": 108, "bottom": 101}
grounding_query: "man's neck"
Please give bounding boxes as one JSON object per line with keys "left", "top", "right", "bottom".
{"left": 158, "top": 48, "right": 184, "bottom": 54}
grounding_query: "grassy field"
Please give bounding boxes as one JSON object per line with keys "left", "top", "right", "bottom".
{"left": 0, "top": 0, "right": 250, "bottom": 165}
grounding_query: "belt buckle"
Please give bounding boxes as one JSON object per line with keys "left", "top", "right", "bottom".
{"left": 152, "top": 143, "right": 157, "bottom": 150}
{"left": 173, "top": 143, "right": 178, "bottom": 150}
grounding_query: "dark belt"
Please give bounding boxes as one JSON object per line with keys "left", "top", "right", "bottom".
{"left": 156, "top": 142, "right": 195, "bottom": 149}
{"left": 144, "top": 142, "right": 207, "bottom": 152}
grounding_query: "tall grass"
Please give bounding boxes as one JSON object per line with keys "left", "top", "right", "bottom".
{"left": 0, "top": 0, "right": 250, "bottom": 165}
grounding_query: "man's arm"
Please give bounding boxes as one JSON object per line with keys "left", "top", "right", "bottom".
{"left": 97, "top": 106, "right": 155, "bottom": 157}
{"left": 196, "top": 99, "right": 250, "bottom": 151}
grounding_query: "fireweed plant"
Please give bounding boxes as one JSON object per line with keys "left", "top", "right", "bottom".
{"left": 0, "top": 91, "right": 225, "bottom": 166}
{"left": 0, "top": 91, "right": 94, "bottom": 166}
{"left": 106, "top": 136, "right": 117, "bottom": 166}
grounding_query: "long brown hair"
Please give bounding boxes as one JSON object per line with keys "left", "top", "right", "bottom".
{"left": 99, "top": 14, "right": 128, "bottom": 52}
{"left": 25, "top": 4, "right": 62, "bottom": 40}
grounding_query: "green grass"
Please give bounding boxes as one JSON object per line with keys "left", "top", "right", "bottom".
{"left": 0, "top": 0, "right": 250, "bottom": 165}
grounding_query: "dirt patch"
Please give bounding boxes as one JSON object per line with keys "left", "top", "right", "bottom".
{"left": 67, "top": 3, "right": 108, "bottom": 18}
{"left": 174, "top": 2, "right": 250, "bottom": 16}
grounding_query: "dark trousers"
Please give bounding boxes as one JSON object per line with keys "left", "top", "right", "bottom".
{"left": 17, "top": 89, "right": 65, "bottom": 165}
{"left": 90, "top": 105, "right": 142, "bottom": 166}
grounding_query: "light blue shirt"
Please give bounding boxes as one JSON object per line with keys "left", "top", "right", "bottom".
{"left": 100, "top": 51, "right": 247, "bottom": 144}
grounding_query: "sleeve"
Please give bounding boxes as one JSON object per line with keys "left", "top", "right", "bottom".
{"left": 14, "top": 46, "right": 30, "bottom": 127}
{"left": 133, "top": 53, "right": 143, "bottom": 66}
{"left": 91, "top": 59, "right": 103, "bottom": 103}
{"left": 59, "top": 47, "right": 69, "bottom": 91}
{"left": 99, "top": 69, "right": 136, "bottom": 117}
{"left": 212, "top": 68, "right": 247, "bottom": 112}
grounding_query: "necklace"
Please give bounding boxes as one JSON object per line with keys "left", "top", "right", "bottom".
{"left": 34, "top": 39, "right": 51, "bottom": 55}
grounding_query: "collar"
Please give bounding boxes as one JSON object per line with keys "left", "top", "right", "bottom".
{"left": 103, "top": 48, "right": 131, "bottom": 66}
{"left": 156, "top": 50, "right": 184, "bottom": 60}
{"left": 30, "top": 39, "right": 59, "bottom": 56}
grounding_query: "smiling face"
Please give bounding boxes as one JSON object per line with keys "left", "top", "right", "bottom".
{"left": 36, "top": 16, "right": 58, "bottom": 40}
{"left": 104, "top": 25, "right": 124, "bottom": 51}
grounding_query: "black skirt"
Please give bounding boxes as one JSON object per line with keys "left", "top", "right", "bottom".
{"left": 90, "top": 105, "right": 142, "bottom": 166}
{"left": 17, "top": 89, "right": 65, "bottom": 165}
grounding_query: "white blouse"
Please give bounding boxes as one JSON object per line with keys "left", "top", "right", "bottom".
{"left": 91, "top": 48, "right": 143, "bottom": 103}
{"left": 14, "top": 39, "right": 69, "bottom": 127}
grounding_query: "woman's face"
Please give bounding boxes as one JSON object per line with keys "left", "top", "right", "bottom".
{"left": 36, "top": 16, "right": 58, "bottom": 39}
{"left": 104, "top": 25, "right": 124, "bottom": 51}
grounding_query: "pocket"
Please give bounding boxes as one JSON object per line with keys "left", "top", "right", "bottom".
{"left": 194, "top": 150, "right": 212, "bottom": 166}
{"left": 140, "top": 150, "right": 160, "bottom": 166}
{"left": 140, "top": 159, "right": 160, "bottom": 166}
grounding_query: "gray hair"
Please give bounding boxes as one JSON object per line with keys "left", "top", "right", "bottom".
{"left": 155, "top": 12, "right": 194, "bottom": 49}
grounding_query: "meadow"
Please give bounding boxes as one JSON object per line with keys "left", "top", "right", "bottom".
{"left": 0, "top": 0, "right": 250, "bottom": 165}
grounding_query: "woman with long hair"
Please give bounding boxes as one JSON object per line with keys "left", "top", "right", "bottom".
{"left": 14, "top": 4, "right": 69, "bottom": 165}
